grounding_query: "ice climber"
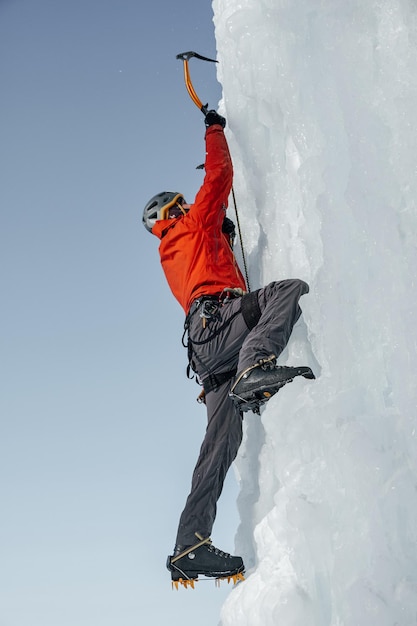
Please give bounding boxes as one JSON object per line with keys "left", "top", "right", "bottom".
{"left": 142, "top": 109, "right": 315, "bottom": 587}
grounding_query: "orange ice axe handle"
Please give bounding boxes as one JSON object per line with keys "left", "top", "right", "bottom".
{"left": 176, "top": 51, "right": 218, "bottom": 116}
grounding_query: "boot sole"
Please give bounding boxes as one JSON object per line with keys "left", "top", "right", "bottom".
{"left": 169, "top": 560, "right": 245, "bottom": 581}
{"left": 230, "top": 383, "right": 284, "bottom": 413}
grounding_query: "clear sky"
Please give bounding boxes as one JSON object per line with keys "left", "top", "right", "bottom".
{"left": 0, "top": 1, "right": 240, "bottom": 624}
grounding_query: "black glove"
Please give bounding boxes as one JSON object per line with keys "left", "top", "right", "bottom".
{"left": 222, "top": 216, "right": 235, "bottom": 238}
{"left": 204, "top": 110, "right": 226, "bottom": 128}
{"left": 222, "top": 216, "right": 236, "bottom": 249}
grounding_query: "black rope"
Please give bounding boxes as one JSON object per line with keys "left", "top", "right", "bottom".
{"left": 188, "top": 307, "right": 241, "bottom": 346}
{"left": 231, "top": 186, "right": 250, "bottom": 293}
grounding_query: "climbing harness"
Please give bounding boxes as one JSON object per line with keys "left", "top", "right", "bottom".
{"left": 182, "top": 289, "right": 263, "bottom": 402}
{"left": 182, "top": 293, "right": 241, "bottom": 399}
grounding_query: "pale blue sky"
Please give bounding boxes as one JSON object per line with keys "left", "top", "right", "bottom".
{"left": 0, "top": 1, "right": 240, "bottom": 624}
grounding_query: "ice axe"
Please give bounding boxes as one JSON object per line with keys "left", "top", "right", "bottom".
{"left": 176, "top": 51, "right": 218, "bottom": 116}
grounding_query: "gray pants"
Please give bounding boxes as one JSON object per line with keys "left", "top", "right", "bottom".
{"left": 175, "top": 279, "right": 309, "bottom": 546}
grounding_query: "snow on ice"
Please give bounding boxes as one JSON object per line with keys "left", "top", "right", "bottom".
{"left": 212, "top": 0, "right": 417, "bottom": 624}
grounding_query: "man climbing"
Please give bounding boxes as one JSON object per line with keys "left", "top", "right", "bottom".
{"left": 142, "top": 110, "right": 315, "bottom": 588}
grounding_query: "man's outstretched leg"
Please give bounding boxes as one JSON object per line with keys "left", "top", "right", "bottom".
{"left": 167, "top": 381, "right": 245, "bottom": 586}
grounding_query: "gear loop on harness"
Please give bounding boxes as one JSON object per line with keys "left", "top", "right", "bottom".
{"left": 182, "top": 290, "right": 263, "bottom": 398}
{"left": 183, "top": 294, "right": 242, "bottom": 386}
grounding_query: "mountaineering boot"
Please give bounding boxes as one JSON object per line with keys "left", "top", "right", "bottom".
{"left": 167, "top": 533, "right": 245, "bottom": 589}
{"left": 230, "top": 354, "right": 315, "bottom": 413}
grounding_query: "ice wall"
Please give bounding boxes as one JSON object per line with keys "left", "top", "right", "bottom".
{"left": 212, "top": 1, "right": 417, "bottom": 624}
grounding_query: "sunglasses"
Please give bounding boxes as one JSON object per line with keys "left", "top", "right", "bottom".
{"left": 159, "top": 194, "right": 188, "bottom": 220}
{"left": 168, "top": 204, "right": 189, "bottom": 219}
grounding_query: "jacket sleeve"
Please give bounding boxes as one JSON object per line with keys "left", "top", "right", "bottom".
{"left": 190, "top": 125, "right": 233, "bottom": 229}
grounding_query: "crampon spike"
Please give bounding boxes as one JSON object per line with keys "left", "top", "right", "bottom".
{"left": 172, "top": 578, "right": 197, "bottom": 590}
{"left": 215, "top": 572, "right": 245, "bottom": 587}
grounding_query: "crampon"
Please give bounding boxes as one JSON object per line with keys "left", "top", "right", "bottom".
{"left": 171, "top": 571, "right": 245, "bottom": 590}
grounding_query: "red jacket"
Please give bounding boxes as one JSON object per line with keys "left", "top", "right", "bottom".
{"left": 152, "top": 125, "right": 247, "bottom": 314}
